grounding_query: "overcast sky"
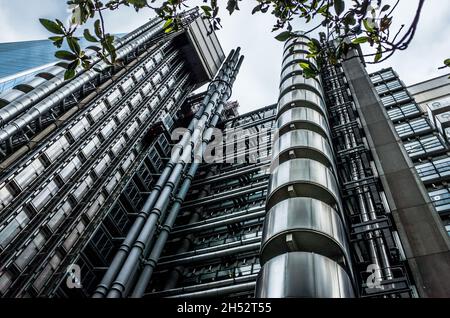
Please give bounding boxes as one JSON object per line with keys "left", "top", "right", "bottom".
{"left": 0, "top": 0, "right": 449, "bottom": 113}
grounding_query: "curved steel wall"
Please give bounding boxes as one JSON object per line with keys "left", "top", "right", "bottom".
{"left": 256, "top": 34, "right": 355, "bottom": 298}
{"left": 256, "top": 252, "right": 354, "bottom": 298}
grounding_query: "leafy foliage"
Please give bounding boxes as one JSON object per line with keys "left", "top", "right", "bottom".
{"left": 40, "top": 0, "right": 448, "bottom": 80}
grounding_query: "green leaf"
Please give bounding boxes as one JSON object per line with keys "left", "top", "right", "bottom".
{"left": 352, "top": 36, "right": 369, "bottom": 44}
{"left": 299, "top": 62, "right": 311, "bottom": 70}
{"left": 64, "top": 68, "right": 76, "bottom": 80}
{"left": 39, "top": 18, "right": 65, "bottom": 35}
{"left": 67, "top": 37, "right": 81, "bottom": 55}
{"left": 374, "top": 47, "right": 383, "bottom": 62}
{"left": 226, "top": 0, "right": 239, "bottom": 15}
{"left": 86, "top": 45, "right": 101, "bottom": 52}
{"left": 275, "top": 31, "right": 292, "bottom": 42}
{"left": 363, "top": 18, "right": 375, "bottom": 32}
{"left": 252, "top": 4, "right": 262, "bottom": 15}
{"left": 163, "top": 18, "right": 173, "bottom": 33}
{"left": 444, "top": 58, "right": 450, "bottom": 67}
{"left": 94, "top": 19, "right": 103, "bottom": 38}
{"left": 201, "top": 5, "right": 212, "bottom": 12}
{"left": 201, "top": 6, "right": 212, "bottom": 17}
{"left": 381, "top": 5, "right": 390, "bottom": 12}
{"left": 308, "top": 39, "right": 322, "bottom": 53}
{"left": 55, "top": 50, "right": 78, "bottom": 61}
{"left": 49, "top": 36, "right": 64, "bottom": 48}
{"left": 334, "top": 0, "right": 345, "bottom": 16}
{"left": 83, "top": 29, "right": 98, "bottom": 42}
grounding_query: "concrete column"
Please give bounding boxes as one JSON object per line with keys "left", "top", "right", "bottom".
{"left": 341, "top": 50, "right": 450, "bottom": 298}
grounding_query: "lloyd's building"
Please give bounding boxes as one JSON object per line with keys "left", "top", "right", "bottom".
{"left": 0, "top": 9, "right": 450, "bottom": 298}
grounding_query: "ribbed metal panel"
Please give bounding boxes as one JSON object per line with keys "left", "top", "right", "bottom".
{"left": 257, "top": 34, "right": 354, "bottom": 298}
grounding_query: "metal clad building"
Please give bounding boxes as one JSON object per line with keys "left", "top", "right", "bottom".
{"left": 0, "top": 15, "right": 450, "bottom": 298}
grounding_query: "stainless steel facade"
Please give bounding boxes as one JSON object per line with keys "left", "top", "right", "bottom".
{"left": 370, "top": 68, "right": 450, "bottom": 237}
{"left": 0, "top": 9, "right": 236, "bottom": 297}
{"left": 256, "top": 35, "right": 355, "bottom": 298}
{"left": 1, "top": 19, "right": 448, "bottom": 298}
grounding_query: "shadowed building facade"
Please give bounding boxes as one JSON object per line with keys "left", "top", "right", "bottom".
{"left": 0, "top": 15, "right": 449, "bottom": 298}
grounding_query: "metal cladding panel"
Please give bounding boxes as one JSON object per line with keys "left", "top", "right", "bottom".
{"left": 427, "top": 97, "right": 450, "bottom": 126}
{"left": 260, "top": 197, "right": 350, "bottom": 266}
{"left": 256, "top": 252, "right": 355, "bottom": 298}
{"left": 186, "top": 17, "right": 225, "bottom": 82}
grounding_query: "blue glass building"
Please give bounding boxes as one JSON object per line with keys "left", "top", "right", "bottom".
{"left": 0, "top": 35, "right": 124, "bottom": 93}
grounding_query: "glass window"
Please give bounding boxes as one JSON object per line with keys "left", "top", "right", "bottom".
{"left": 393, "top": 90, "right": 410, "bottom": 103}
{"left": 86, "top": 194, "right": 105, "bottom": 219}
{"left": 81, "top": 136, "right": 101, "bottom": 158}
{"left": 398, "top": 104, "right": 420, "bottom": 119}
{"left": 116, "top": 105, "right": 131, "bottom": 123}
{"left": 89, "top": 102, "right": 107, "bottom": 122}
{"left": 32, "top": 252, "right": 61, "bottom": 291}
{"left": 72, "top": 176, "right": 94, "bottom": 202}
{"left": 159, "top": 86, "right": 168, "bottom": 99}
{"left": 125, "top": 180, "right": 142, "bottom": 208}
{"left": 63, "top": 220, "right": 85, "bottom": 251}
{"left": 138, "top": 163, "right": 153, "bottom": 186}
{"left": 395, "top": 118, "right": 431, "bottom": 138}
{"left": 69, "top": 118, "right": 90, "bottom": 139}
{"left": 148, "top": 149, "right": 162, "bottom": 171}
{"left": 153, "top": 52, "right": 163, "bottom": 63}
{"left": 145, "top": 60, "right": 155, "bottom": 72}
{"left": 111, "top": 136, "right": 126, "bottom": 157}
{"left": 138, "top": 108, "right": 150, "bottom": 123}
{"left": 121, "top": 77, "right": 134, "bottom": 92}
{"left": 94, "top": 154, "right": 111, "bottom": 177}
{"left": 15, "top": 233, "right": 45, "bottom": 269}
{"left": 126, "top": 121, "right": 139, "bottom": 138}
{"left": 47, "top": 201, "right": 72, "bottom": 231}
{"left": 0, "top": 212, "right": 29, "bottom": 247}
{"left": 108, "top": 203, "right": 129, "bottom": 232}
{"left": 31, "top": 180, "right": 59, "bottom": 212}
{"left": 0, "top": 186, "right": 14, "bottom": 210}
{"left": 134, "top": 68, "right": 145, "bottom": 81}
{"left": 14, "top": 158, "right": 45, "bottom": 189}
{"left": 380, "top": 70, "right": 395, "bottom": 81}
{"left": 130, "top": 94, "right": 142, "bottom": 107}
{"left": 445, "top": 224, "right": 450, "bottom": 236}
{"left": 0, "top": 271, "right": 13, "bottom": 294}
{"left": 158, "top": 134, "right": 170, "bottom": 155}
{"left": 167, "top": 78, "right": 176, "bottom": 88}
{"left": 173, "top": 89, "right": 182, "bottom": 101}
{"left": 416, "top": 157, "right": 450, "bottom": 182}
{"left": 160, "top": 65, "right": 170, "bottom": 76}
{"left": 142, "top": 82, "right": 153, "bottom": 95}
{"left": 121, "top": 152, "right": 136, "bottom": 172}
{"left": 44, "top": 136, "right": 70, "bottom": 162}
{"left": 404, "top": 135, "right": 445, "bottom": 158}
{"left": 370, "top": 74, "right": 383, "bottom": 84}
{"left": 429, "top": 187, "right": 450, "bottom": 214}
{"left": 0, "top": 210, "right": 29, "bottom": 248}
{"left": 152, "top": 73, "right": 162, "bottom": 85}
{"left": 105, "top": 171, "right": 121, "bottom": 194}
{"left": 106, "top": 89, "right": 121, "bottom": 106}
{"left": 381, "top": 89, "right": 410, "bottom": 106}
{"left": 101, "top": 119, "right": 117, "bottom": 139}
{"left": 149, "top": 97, "right": 159, "bottom": 109}
{"left": 59, "top": 156, "right": 82, "bottom": 182}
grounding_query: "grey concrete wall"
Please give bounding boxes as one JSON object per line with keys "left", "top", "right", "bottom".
{"left": 341, "top": 52, "right": 450, "bottom": 298}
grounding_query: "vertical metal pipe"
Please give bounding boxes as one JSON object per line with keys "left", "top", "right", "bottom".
{"left": 103, "top": 51, "right": 242, "bottom": 298}
{"left": 130, "top": 102, "right": 228, "bottom": 298}
{"left": 92, "top": 49, "right": 237, "bottom": 298}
